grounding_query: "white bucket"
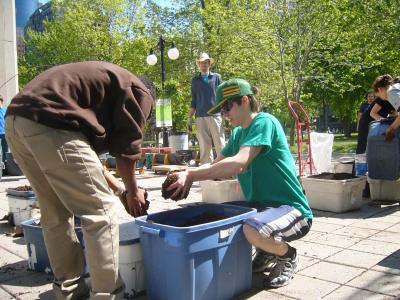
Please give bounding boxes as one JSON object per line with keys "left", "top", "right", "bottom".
{"left": 169, "top": 132, "right": 189, "bottom": 151}
{"left": 116, "top": 203, "right": 145, "bottom": 297}
{"left": 7, "top": 195, "right": 37, "bottom": 226}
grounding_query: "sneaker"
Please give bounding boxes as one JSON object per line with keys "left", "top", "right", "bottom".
{"left": 264, "top": 250, "right": 299, "bottom": 288}
{"left": 252, "top": 250, "right": 277, "bottom": 273}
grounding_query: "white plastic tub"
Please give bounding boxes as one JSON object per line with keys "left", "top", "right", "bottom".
{"left": 119, "top": 221, "right": 145, "bottom": 297}
{"left": 200, "top": 179, "right": 245, "bottom": 203}
{"left": 301, "top": 176, "right": 366, "bottom": 213}
{"left": 7, "top": 195, "right": 38, "bottom": 226}
{"left": 367, "top": 177, "right": 400, "bottom": 201}
{"left": 116, "top": 204, "right": 145, "bottom": 297}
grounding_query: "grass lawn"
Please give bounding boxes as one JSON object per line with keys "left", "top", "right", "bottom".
{"left": 289, "top": 133, "right": 357, "bottom": 154}
{"left": 146, "top": 133, "right": 359, "bottom": 155}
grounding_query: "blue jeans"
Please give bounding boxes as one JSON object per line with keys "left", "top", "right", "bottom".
{"left": 0, "top": 134, "right": 8, "bottom": 163}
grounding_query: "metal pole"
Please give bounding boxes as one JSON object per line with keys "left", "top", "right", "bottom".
{"left": 160, "top": 36, "right": 165, "bottom": 90}
{"left": 159, "top": 36, "right": 168, "bottom": 147}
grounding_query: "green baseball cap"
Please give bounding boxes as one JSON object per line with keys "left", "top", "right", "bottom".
{"left": 208, "top": 78, "right": 253, "bottom": 114}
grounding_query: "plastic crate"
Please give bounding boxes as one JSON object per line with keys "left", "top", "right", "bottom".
{"left": 367, "top": 176, "right": 400, "bottom": 201}
{"left": 200, "top": 179, "right": 245, "bottom": 203}
{"left": 367, "top": 136, "right": 400, "bottom": 180}
{"left": 21, "top": 218, "right": 85, "bottom": 274}
{"left": 301, "top": 176, "right": 366, "bottom": 213}
{"left": 136, "top": 203, "right": 256, "bottom": 300}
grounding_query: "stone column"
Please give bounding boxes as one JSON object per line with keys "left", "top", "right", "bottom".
{"left": 0, "top": 0, "right": 19, "bottom": 106}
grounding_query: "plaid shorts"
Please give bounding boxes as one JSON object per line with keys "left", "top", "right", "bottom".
{"left": 244, "top": 205, "right": 312, "bottom": 242}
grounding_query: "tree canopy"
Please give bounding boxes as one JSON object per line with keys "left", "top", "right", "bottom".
{"left": 20, "top": 0, "right": 400, "bottom": 136}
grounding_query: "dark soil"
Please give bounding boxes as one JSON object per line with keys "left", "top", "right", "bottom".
{"left": 161, "top": 172, "right": 179, "bottom": 199}
{"left": 13, "top": 185, "right": 32, "bottom": 191}
{"left": 177, "top": 211, "right": 227, "bottom": 227}
{"left": 308, "top": 172, "right": 358, "bottom": 180}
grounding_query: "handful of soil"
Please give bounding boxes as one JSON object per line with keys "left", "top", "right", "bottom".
{"left": 178, "top": 212, "right": 227, "bottom": 227}
{"left": 162, "top": 172, "right": 179, "bottom": 200}
{"left": 119, "top": 187, "right": 149, "bottom": 216}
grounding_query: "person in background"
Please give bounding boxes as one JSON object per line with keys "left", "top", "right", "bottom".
{"left": 356, "top": 92, "right": 375, "bottom": 132}
{"left": 187, "top": 53, "right": 225, "bottom": 164}
{"left": 356, "top": 75, "right": 395, "bottom": 155}
{"left": 168, "top": 78, "right": 312, "bottom": 288}
{"left": 0, "top": 96, "right": 8, "bottom": 164}
{"left": 379, "top": 78, "right": 400, "bottom": 140}
{"left": 5, "top": 61, "right": 154, "bottom": 299}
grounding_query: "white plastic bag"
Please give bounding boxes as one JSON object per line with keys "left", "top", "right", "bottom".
{"left": 310, "top": 132, "right": 334, "bottom": 174}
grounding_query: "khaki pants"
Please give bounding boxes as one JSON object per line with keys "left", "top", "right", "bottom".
{"left": 5, "top": 116, "right": 124, "bottom": 299}
{"left": 195, "top": 115, "right": 225, "bottom": 164}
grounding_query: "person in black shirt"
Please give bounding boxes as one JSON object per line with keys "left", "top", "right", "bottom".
{"left": 356, "top": 75, "right": 395, "bottom": 154}
{"left": 356, "top": 92, "right": 375, "bottom": 132}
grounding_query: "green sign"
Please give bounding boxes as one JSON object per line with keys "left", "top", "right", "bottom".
{"left": 155, "top": 98, "right": 172, "bottom": 127}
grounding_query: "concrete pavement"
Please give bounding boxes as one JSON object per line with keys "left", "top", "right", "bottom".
{"left": 0, "top": 172, "right": 399, "bottom": 299}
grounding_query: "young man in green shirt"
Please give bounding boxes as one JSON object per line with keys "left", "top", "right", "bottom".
{"left": 167, "top": 78, "right": 313, "bottom": 288}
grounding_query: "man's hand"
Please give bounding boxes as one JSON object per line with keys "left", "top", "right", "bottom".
{"left": 168, "top": 171, "right": 193, "bottom": 201}
{"left": 386, "top": 127, "right": 395, "bottom": 142}
{"left": 187, "top": 118, "right": 193, "bottom": 132}
{"left": 126, "top": 188, "right": 146, "bottom": 217}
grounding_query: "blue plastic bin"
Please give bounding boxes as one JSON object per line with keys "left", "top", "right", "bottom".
{"left": 136, "top": 203, "right": 256, "bottom": 300}
{"left": 21, "top": 218, "right": 86, "bottom": 274}
{"left": 367, "top": 136, "right": 400, "bottom": 180}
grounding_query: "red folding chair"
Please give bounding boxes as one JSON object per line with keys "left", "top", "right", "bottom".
{"left": 287, "top": 100, "right": 313, "bottom": 177}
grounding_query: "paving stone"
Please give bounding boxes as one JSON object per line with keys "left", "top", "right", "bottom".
{"left": 271, "top": 274, "right": 339, "bottom": 299}
{"left": 368, "top": 231, "right": 400, "bottom": 244}
{"left": 299, "top": 261, "right": 365, "bottom": 284}
{"left": 308, "top": 222, "right": 344, "bottom": 233}
{"left": 300, "top": 231, "right": 324, "bottom": 242}
{"left": 349, "top": 240, "right": 400, "bottom": 256}
{"left": 311, "top": 233, "right": 361, "bottom": 248}
{"left": 312, "top": 210, "right": 336, "bottom": 218}
{"left": 297, "top": 256, "right": 319, "bottom": 271}
{"left": 314, "top": 216, "right": 358, "bottom": 226}
{"left": 372, "top": 254, "right": 400, "bottom": 275}
{"left": 0, "top": 226, "right": 29, "bottom": 260}
{"left": 323, "top": 285, "right": 395, "bottom": 299}
{"left": 346, "top": 270, "right": 400, "bottom": 297}
{"left": 0, "top": 248, "right": 28, "bottom": 283}
{"left": 366, "top": 214, "right": 400, "bottom": 224}
{"left": 350, "top": 220, "right": 394, "bottom": 231}
{"left": 333, "top": 226, "right": 379, "bottom": 238}
{"left": 385, "top": 223, "right": 400, "bottom": 233}
{"left": 294, "top": 241, "right": 342, "bottom": 260}
{"left": 334, "top": 206, "right": 384, "bottom": 220}
{"left": 0, "top": 287, "right": 14, "bottom": 299}
{"left": 0, "top": 273, "right": 53, "bottom": 299}
{"left": 240, "top": 290, "right": 296, "bottom": 299}
{"left": 326, "top": 249, "right": 387, "bottom": 269}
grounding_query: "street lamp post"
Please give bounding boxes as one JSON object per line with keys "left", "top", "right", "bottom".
{"left": 146, "top": 36, "right": 179, "bottom": 89}
{"left": 146, "top": 35, "right": 179, "bottom": 147}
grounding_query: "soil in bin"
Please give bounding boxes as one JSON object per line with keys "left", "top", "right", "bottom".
{"left": 309, "top": 172, "right": 358, "bottom": 180}
{"left": 12, "top": 185, "right": 33, "bottom": 191}
{"left": 177, "top": 211, "right": 227, "bottom": 227}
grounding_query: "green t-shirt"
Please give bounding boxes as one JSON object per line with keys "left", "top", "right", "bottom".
{"left": 221, "top": 112, "right": 313, "bottom": 219}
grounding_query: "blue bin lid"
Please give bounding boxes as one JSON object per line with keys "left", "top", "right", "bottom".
{"left": 135, "top": 203, "right": 257, "bottom": 233}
